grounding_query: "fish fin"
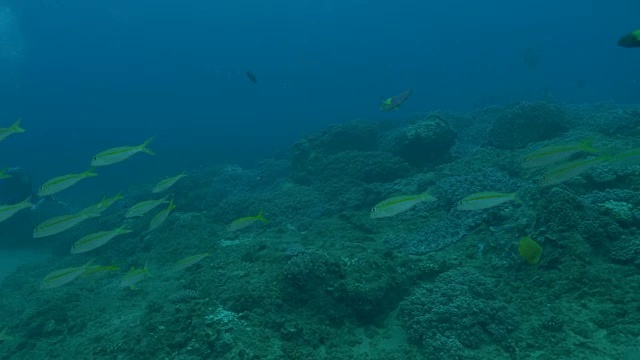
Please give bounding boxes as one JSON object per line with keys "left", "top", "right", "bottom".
{"left": 84, "top": 168, "right": 98, "bottom": 177}
{"left": 12, "top": 118, "right": 25, "bottom": 133}
{"left": 141, "top": 136, "right": 156, "bottom": 155}
{"left": 512, "top": 192, "right": 524, "bottom": 205}
{"left": 419, "top": 189, "right": 436, "bottom": 202}
{"left": 579, "top": 136, "right": 599, "bottom": 154}
{"left": 256, "top": 210, "right": 268, "bottom": 223}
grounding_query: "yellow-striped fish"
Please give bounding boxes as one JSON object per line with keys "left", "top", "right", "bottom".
{"left": 538, "top": 156, "right": 606, "bottom": 187}
{"left": 0, "top": 196, "right": 32, "bottom": 223}
{"left": 0, "top": 118, "right": 25, "bottom": 142}
{"left": 522, "top": 137, "right": 598, "bottom": 168}
{"left": 174, "top": 253, "right": 210, "bottom": 271}
{"left": 40, "top": 259, "right": 94, "bottom": 289}
{"left": 457, "top": 191, "right": 519, "bottom": 211}
{"left": 85, "top": 192, "right": 124, "bottom": 214}
{"left": 152, "top": 172, "right": 187, "bottom": 193}
{"left": 125, "top": 195, "right": 171, "bottom": 218}
{"left": 70, "top": 227, "right": 133, "bottom": 254}
{"left": 370, "top": 191, "right": 436, "bottom": 218}
{"left": 227, "top": 210, "right": 268, "bottom": 231}
{"left": 0, "top": 168, "right": 11, "bottom": 179}
{"left": 120, "top": 263, "right": 152, "bottom": 290}
{"left": 148, "top": 199, "right": 176, "bottom": 231}
{"left": 37, "top": 168, "right": 98, "bottom": 197}
{"left": 91, "top": 136, "right": 155, "bottom": 166}
{"left": 81, "top": 263, "right": 120, "bottom": 278}
{"left": 33, "top": 206, "right": 101, "bottom": 238}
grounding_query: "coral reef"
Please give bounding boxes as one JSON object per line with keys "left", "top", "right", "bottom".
{"left": 487, "top": 102, "right": 568, "bottom": 149}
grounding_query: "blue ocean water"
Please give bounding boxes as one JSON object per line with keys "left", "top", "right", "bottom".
{"left": 2, "top": 0, "right": 638, "bottom": 179}
{"left": 1, "top": 1, "right": 640, "bottom": 358}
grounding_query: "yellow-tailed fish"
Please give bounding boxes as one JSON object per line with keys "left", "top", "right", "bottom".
{"left": 85, "top": 192, "right": 124, "bottom": 214}
{"left": 456, "top": 191, "right": 519, "bottom": 211}
{"left": 91, "top": 136, "right": 155, "bottom": 167}
{"left": 125, "top": 195, "right": 171, "bottom": 218}
{"left": 0, "top": 118, "right": 25, "bottom": 142}
{"left": 81, "top": 263, "right": 120, "bottom": 278}
{"left": 70, "top": 227, "right": 133, "bottom": 254}
{"left": 40, "top": 259, "right": 94, "bottom": 289}
{"left": 148, "top": 199, "right": 176, "bottom": 231}
{"left": 120, "top": 262, "right": 152, "bottom": 290}
{"left": 152, "top": 172, "right": 187, "bottom": 193}
{"left": 37, "top": 168, "right": 98, "bottom": 197}
{"left": 33, "top": 206, "right": 101, "bottom": 238}
{"left": 227, "top": 210, "right": 268, "bottom": 231}
{"left": 0, "top": 196, "right": 32, "bottom": 223}
{"left": 370, "top": 191, "right": 436, "bottom": 218}
{"left": 538, "top": 156, "right": 606, "bottom": 187}
{"left": 522, "top": 137, "right": 598, "bottom": 168}
{"left": 174, "top": 253, "right": 210, "bottom": 271}
{"left": 0, "top": 168, "right": 11, "bottom": 179}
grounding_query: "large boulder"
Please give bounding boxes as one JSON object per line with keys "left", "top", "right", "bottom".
{"left": 385, "top": 115, "right": 457, "bottom": 168}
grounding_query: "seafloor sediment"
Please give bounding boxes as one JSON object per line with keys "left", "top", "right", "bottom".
{"left": 2, "top": 101, "right": 640, "bottom": 360}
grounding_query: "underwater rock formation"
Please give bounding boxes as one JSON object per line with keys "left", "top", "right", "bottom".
{"left": 488, "top": 102, "right": 568, "bottom": 149}
{"left": 385, "top": 115, "right": 457, "bottom": 167}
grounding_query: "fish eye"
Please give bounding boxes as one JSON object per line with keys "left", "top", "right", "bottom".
{"left": 93, "top": 157, "right": 97, "bottom": 160}
{"left": 371, "top": 208, "right": 376, "bottom": 212}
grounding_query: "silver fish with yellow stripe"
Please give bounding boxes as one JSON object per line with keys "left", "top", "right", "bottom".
{"left": 33, "top": 206, "right": 101, "bottom": 238}
{"left": 0, "top": 196, "right": 32, "bottom": 223}
{"left": 40, "top": 259, "right": 94, "bottom": 289}
{"left": 522, "top": 137, "right": 598, "bottom": 168}
{"left": 37, "top": 168, "right": 98, "bottom": 196}
{"left": 457, "top": 191, "right": 519, "bottom": 211}
{"left": 120, "top": 263, "right": 152, "bottom": 290}
{"left": 538, "top": 156, "right": 606, "bottom": 187}
{"left": 370, "top": 191, "right": 436, "bottom": 218}
{"left": 70, "top": 227, "right": 133, "bottom": 254}
{"left": 152, "top": 172, "right": 187, "bottom": 193}
{"left": 91, "top": 136, "right": 155, "bottom": 167}
{"left": 125, "top": 195, "right": 171, "bottom": 218}
{"left": 227, "top": 210, "right": 268, "bottom": 231}
{"left": 85, "top": 192, "right": 125, "bottom": 214}
{"left": 174, "top": 253, "right": 210, "bottom": 271}
{"left": 148, "top": 199, "right": 176, "bottom": 231}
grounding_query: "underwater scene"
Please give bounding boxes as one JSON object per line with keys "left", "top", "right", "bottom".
{"left": 1, "top": 1, "right": 640, "bottom": 359}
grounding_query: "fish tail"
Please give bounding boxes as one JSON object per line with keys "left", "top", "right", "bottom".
{"left": 579, "top": 135, "right": 599, "bottom": 154}
{"left": 22, "top": 195, "right": 33, "bottom": 206}
{"left": 141, "top": 136, "right": 156, "bottom": 155}
{"left": 256, "top": 210, "right": 269, "bottom": 223}
{"left": 84, "top": 167, "right": 99, "bottom": 177}
{"left": 512, "top": 191, "right": 524, "bottom": 205}
{"left": 12, "top": 118, "right": 25, "bottom": 133}
{"left": 419, "top": 188, "right": 437, "bottom": 202}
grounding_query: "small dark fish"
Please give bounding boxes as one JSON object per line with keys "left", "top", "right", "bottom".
{"left": 618, "top": 29, "right": 640, "bottom": 48}
{"left": 380, "top": 88, "right": 412, "bottom": 111}
{"left": 246, "top": 71, "right": 257, "bottom": 83}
